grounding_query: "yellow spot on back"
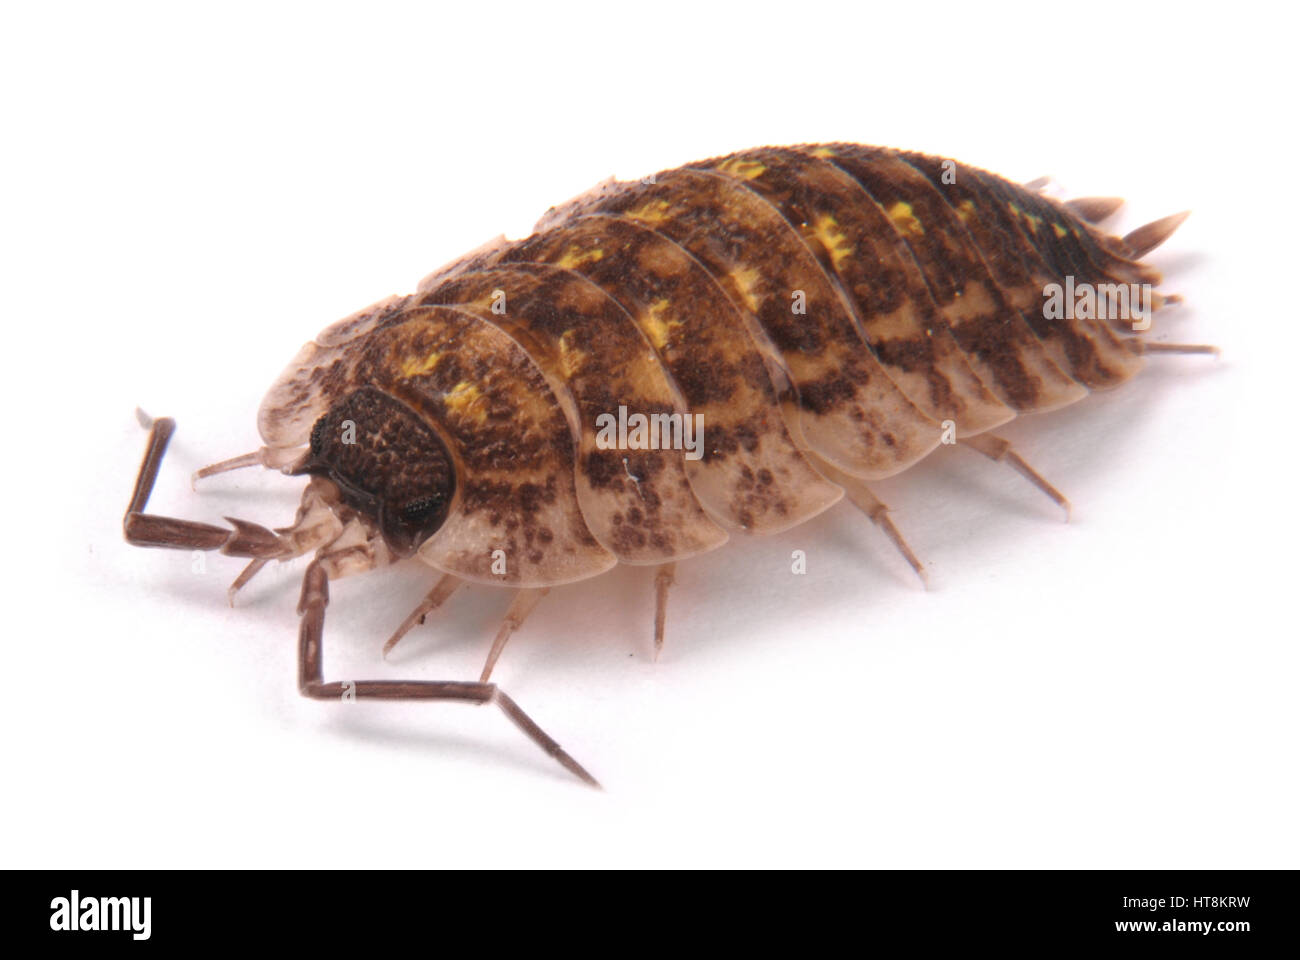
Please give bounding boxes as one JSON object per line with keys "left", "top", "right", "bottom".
{"left": 639, "top": 298, "right": 680, "bottom": 350}
{"left": 1052, "top": 222, "right": 1068, "bottom": 238}
{"left": 555, "top": 245, "right": 604, "bottom": 270}
{"left": 399, "top": 349, "right": 441, "bottom": 379}
{"left": 624, "top": 199, "right": 672, "bottom": 225}
{"left": 1008, "top": 201, "right": 1043, "bottom": 230}
{"left": 956, "top": 199, "right": 976, "bottom": 223}
{"left": 812, "top": 214, "right": 853, "bottom": 270}
{"left": 716, "top": 157, "right": 767, "bottom": 180}
{"left": 887, "top": 201, "right": 925, "bottom": 238}
{"left": 810, "top": 146, "right": 837, "bottom": 158}
{"left": 558, "top": 329, "right": 588, "bottom": 378}
{"left": 729, "top": 266, "right": 763, "bottom": 313}
{"left": 443, "top": 380, "right": 486, "bottom": 422}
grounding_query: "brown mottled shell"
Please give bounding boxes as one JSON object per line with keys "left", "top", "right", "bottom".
{"left": 259, "top": 143, "right": 1177, "bottom": 587}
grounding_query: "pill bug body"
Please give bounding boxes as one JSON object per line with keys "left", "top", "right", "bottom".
{"left": 124, "top": 143, "right": 1210, "bottom": 785}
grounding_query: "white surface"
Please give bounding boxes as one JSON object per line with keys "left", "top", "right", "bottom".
{"left": 1, "top": 1, "right": 1294, "bottom": 868}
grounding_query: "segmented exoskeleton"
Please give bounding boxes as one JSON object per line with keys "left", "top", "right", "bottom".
{"left": 124, "top": 143, "right": 1212, "bottom": 786}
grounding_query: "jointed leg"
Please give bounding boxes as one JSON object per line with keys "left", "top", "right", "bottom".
{"left": 808, "top": 455, "right": 926, "bottom": 585}
{"left": 382, "top": 573, "right": 465, "bottom": 658}
{"left": 480, "top": 588, "right": 549, "bottom": 682}
{"left": 841, "top": 485, "right": 926, "bottom": 585}
{"left": 297, "top": 562, "right": 598, "bottom": 787}
{"left": 960, "top": 433, "right": 1071, "bottom": 521}
{"left": 384, "top": 577, "right": 552, "bottom": 678}
{"left": 1126, "top": 339, "right": 1220, "bottom": 357}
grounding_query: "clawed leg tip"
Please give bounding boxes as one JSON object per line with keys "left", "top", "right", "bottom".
{"left": 134, "top": 407, "right": 154, "bottom": 430}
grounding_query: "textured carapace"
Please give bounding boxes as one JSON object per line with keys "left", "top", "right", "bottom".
{"left": 127, "top": 143, "right": 1207, "bottom": 786}
{"left": 258, "top": 142, "right": 1193, "bottom": 588}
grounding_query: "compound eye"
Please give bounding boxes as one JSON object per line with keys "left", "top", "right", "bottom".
{"left": 301, "top": 386, "right": 457, "bottom": 557}
{"left": 399, "top": 495, "right": 443, "bottom": 524}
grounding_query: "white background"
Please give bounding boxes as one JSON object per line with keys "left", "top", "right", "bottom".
{"left": 2, "top": 1, "right": 1295, "bottom": 868}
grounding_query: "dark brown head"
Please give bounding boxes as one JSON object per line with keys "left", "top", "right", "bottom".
{"left": 297, "top": 386, "right": 456, "bottom": 557}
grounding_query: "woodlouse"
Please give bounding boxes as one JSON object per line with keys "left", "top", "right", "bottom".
{"left": 124, "top": 143, "right": 1214, "bottom": 787}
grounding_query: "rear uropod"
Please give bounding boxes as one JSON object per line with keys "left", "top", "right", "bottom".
{"left": 124, "top": 143, "right": 1215, "bottom": 786}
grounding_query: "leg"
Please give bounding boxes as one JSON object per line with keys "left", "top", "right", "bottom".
{"left": 1126, "top": 339, "right": 1220, "bottom": 357}
{"left": 809, "top": 455, "right": 926, "bottom": 585}
{"left": 382, "top": 573, "right": 465, "bottom": 658}
{"left": 960, "top": 434, "right": 1071, "bottom": 521}
{"left": 480, "top": 588, "right": 549, "bottom": 681}
{"left": 296, "top": 562, "right": 597, "bottom": 787}
{"left": 841, "top": 485, "right": 926, "bottom": 585}
{"left": 653, "top": 562, "right": 675, "bottom": 659}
